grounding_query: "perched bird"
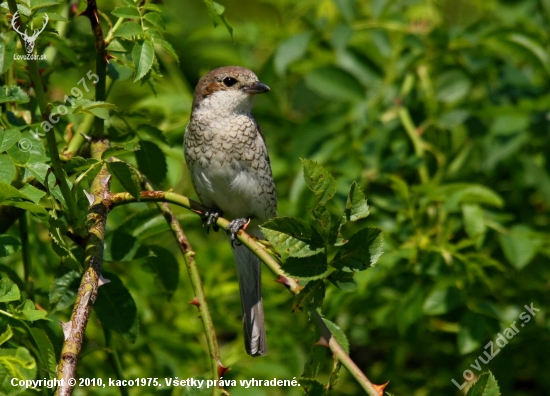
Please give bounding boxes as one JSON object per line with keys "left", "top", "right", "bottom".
{"left": 184, "top": 66, "right": 276, "bottom": 356}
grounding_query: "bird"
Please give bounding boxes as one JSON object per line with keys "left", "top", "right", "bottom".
{"left": 184, "top": 66, "right": 277, "bottom": 356}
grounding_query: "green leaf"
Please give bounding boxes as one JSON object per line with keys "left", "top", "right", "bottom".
{"left": 0, "top": 129, "right": 21, "bottom": 153}
{"left": 0, "top": 33, "right": 17, "bottom": 74}
{"left": 19, "top": 184, "right": 46, "bottom": 204}
{"left": 141, "top": 4, "right": 162, "bottom": 12}
{"left": 302, "top": 334, "right": 326, "bottom": 378}
{"left": 29, "top": 328, "right": 56, "bottom": 380}
{"left": 95, "top": 272, "right": 139, "bottom": 343}
{"left": 107, "top": 38, "right": 134, "bottom": 53}
{"left": 505, "top": 33, "right": 550, "bottom": 75}
{"left": 304, "top": 67, "right": 364, "bottom": 102}
{"left": 330, "top": 227, "right": 383, "bottom": 272}
{"left": 327, "top": 270, "right": 356, "bottom": 292}
{"left": 68, "top": 99, "right": 118, "bottom": 120}
{"left": 14, "top": 300, "right": 48, "bottom": 322}
{"left": 135, "top": 140, "right": 167, "bottom": 184}
{"left": 0, "top": 236, "right": 20, "bottom": 259}
{"left": 435, "top": 69, "right": 471, "bottom": 103}
{"left": 0, "top": 182, "right": 29, "bottom": 202}
{"left": 29, "top": 0, "right": 63, "bottom": 9}
{"left": 104, "top": 230, "right": 140, "bottom": 262}
{"left": 136, "top": 124, "right": 168, "bottom": 143}
{"left": 441, "top": 183, "right": 504, "bottom": 209}
{"left": 0, "top": 154, "right": 15, "bottom": 184}
{"left": 202, "top": 0, "right": 233, "bottom": 40}
{"left": 102, "top": 140, "right": 140, "bottom": 159}
{"left": 49, "top": 270, "right": 80, "bottom": 312}
{"left": 462, "top": 204, "right": 486, "bottom": 248}
{"left": 143, "top": 246, "right": 179, "bottom": 298}
{"left": 108, "top": 61, "right": 134, "bottom": 81}
{"left": 114, "top": 22, "right": 144, "bottom": 38}
{"left": 0, "top": 278, "right": 20, "bottom": 302}
{"left": 261, "top": 217, "right": 324, "bottom": 258}
{"left": 0, "top": 347, "right": 36, "bottom": 395}
{"left": 274, "top": 32, "right": 311, "bottom": 75}
{"left": 0, "top": 86, "right": 29, "bottom": 104}
{"left": 282, "top": 254, "right": 329, "bottom": 280}
{"left": 344, "top": 181, "right": 370, "bottom": 222}
{"left": 458, "top": 311, "right": 490, "bottom": 355}
{"left": 498, "top": 225, "right": 538, "bottom": 270}
{"left": 107, "top": 162, "right": 141, "bottom": 200}
{"left": 132, "top": 40, "right": 155, "bottom": 82}
{"left": 65, "top": 156, "right": 100, "bottom": 173}
{"left": 322, "top": 318, "right": 349, "bottom": 354}
{"left": 423, "top": 285, "right": 461, "bottom": 315}
{"left": 153, "top": 38, "right": 179, "bottom": 63}
{"left": 143, "top": 12, "right": 165, "bottom": 30}
{"left": 112, "top": 6, "right": 141, "bottom": 18}
{"left": 294, "top": 280, "right": 325, "bottom": 313}
{"left": 0, "top": 326, "right": 13, "bottom": 346}
{"left": 298, "top": 378, "right": 326, "bottom": 396}
{"left": 301, "top": 158, "right": 337, "bottom": 206}
{"left": 466, "top": 371, "right": 501, "bottom": 396}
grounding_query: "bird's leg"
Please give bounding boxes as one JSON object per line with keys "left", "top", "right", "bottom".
{"left": 203, "top": 207, "right": 223, "bottom": 233}
{"left": 226, "top": 218, "right": 250, "bottom": 247}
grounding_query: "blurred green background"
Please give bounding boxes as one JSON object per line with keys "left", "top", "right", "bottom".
{"left": 2, "top": 0, "right": 550, "bottom": 395}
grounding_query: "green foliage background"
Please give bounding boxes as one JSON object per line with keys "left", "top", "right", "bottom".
{"left": 1, "top": 0, "right": 550, "bottom": 395}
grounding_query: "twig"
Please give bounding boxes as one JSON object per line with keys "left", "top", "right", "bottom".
{"left": 55, "top": 140, "right": 111, "bottom": 396}
{"left": 107, "top": 191, "right": 381, "bottom": 394}
{"left": 7, "top": 0, "right": 83, "bottom": 234}
{"left": 142, "top": 180, "right": 223, "bottom": 396}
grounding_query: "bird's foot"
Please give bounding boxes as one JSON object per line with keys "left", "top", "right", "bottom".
{"left": 203, "top": 207, "right": 223, "bottom": 233}
{"left": 226, "top": 218, "right": 250, "bottom": 247}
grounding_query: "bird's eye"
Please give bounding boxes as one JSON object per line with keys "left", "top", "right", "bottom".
{"left": 223, "top": 77, "right": 238, "bottom": 87}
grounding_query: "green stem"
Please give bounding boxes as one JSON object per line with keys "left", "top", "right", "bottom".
{"left": 104, "top": 328, "right": 129, "bottom": 396}
{"left": 7, "top": 0, "right": 82, "bottom": 234}
{"left": 105, "top": 18, "right": 125, "bottom": 44}
{"left": 398, "top": 107, "right": 429, "bottom": 183}
{"left": 142, "top": 180, "right": 222, "bottom": 396}
{"left": 19, "top": 212, "right": 32, "bottom": 297}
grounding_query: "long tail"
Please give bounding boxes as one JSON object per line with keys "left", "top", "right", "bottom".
{"left": 232, "top": 228, "right": 267, "bottom": 356}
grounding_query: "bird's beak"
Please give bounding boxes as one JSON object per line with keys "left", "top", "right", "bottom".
{"left": 242, "top": 81, "right": 270, "bottom": 94}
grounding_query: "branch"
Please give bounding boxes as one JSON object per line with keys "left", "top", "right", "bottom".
{"left": 141, "top": 180, "right": 224, "bottom": 396}
{"left": 7, "top": 0, "right": 82, "bottom": 234}
{"left": 55, "top": 140, "right": 111, "bottom": 396}
{"left": 108, "top": 191, "right": 382, "bottom": 394}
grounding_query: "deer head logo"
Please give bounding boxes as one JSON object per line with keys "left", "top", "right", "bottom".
{"left": 11, "top": 11, "right": 49, "bottom": 54}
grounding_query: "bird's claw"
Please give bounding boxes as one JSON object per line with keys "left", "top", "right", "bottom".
{"left": 204, "top": 208, "right": 222, "bottom": 233}
{"left": 226, "top": 218, "right": 250, "bottom": 247}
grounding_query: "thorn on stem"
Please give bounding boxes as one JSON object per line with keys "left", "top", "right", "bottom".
{"left": 373, "top": 381, "right": 390, "bottom": 395}
{"left": 217, "top": 361, "right": 231, "bottom": 377}
{"left": 60, "top": 321, "right": 72, "bottom": 340}
{"left": 274, "top": 275, "right": 291, "bottom": 289}
{"left": 98, "top": 273, "right": 111, "bottom": 286}
{"left": 188, "top": 296, "right": 200, "bottom": 307}
{"left": 84, "top": 190, "right": 95, "bottom": 206}
{"left": 80, "top": 132, "right": 92, "bottom": 142}
{"left": 314, "top": 336, "right": 330, "bottom": 348}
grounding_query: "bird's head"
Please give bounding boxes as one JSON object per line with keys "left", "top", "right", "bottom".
{"left": 191, "top": 66, "right": 270, "bottom": 115}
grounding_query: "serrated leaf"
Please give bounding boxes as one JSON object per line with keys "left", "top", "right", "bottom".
{"left": 0, "top": 182, "right": 29, "bottom": 202}
{"left": 135, "top": 140, "right": 167, "bottom": 184}
{"left": 114, "top": 21, "right": 143, "bottom": 38}
{"left": 143, "top": 12, "right": 165, "bottom": 30}
{"left": 344, "top": 181, "right": 370, "bottom": 222}
{"left": 112, "top": 6, "right": 141, "bottom": 18}
{"left": 298, "top": 378, "right": 326, "bottom": 396}
{"left": 49, "top": 270, "right": 80, "bottom": 312}
{"left": 0, "top": 278, "right": 20, "bottom": 302}
{"left": 143, "top": 246, "right": 179, "bottom": 298}
{"left": 0, "top": 326, "right": 13, "bottom": 346}
{"left": 0, "top": 154, "right": 15, "bottom": 184}
{"left": 153, "top": 38, "right": 179, "bottom": 63}
{"left": 0, "top": 86, "right": 29, "bottom": 104}
{"left": 0, "top": 129, "right": 21, "bottom": 153}
{"left": 132, "top": 40, "right": 155, "bottom": 82}
{"left": 327, "top": 270, "right": 356, "bottom": 292}
{"left": 261, "top": 217, "right": 324, "bottom": 258}
{"left": 102, "top": 140, "right": 140, "bottom": 159}
{"left": 65, "top": 156, "right": 99, "bottom": 173}
{"left": 29, "top": 0, "right": 63, "bottom": 9}
{"left": 107, "top": 162, "right": 141, "bottom": 200}
{"left": 95, "top": 272, "right": 139, "bottom": 343}
{"left": 283, "top": 254, "right": 329, "bottom": 280}
{"left": 202, "top": 0, "right": 233, "bottom": 40}
{"left": 301, "top": 158, "right": 337, "bottom": 206}
{"left": 294, "top": 280, "right": 325, "bottom": 313}
{"left": 19, "top": 184, "right": 45, "bottom": 204}
{"left": 14, "top": 300, "right": 48, "bottom": 322}
{"left": 330, "top": 227, "right": 384, "bottom": 272}
{"left": 0, "top": 347, "right": 36, "bottom": 395}
{"left": 0, "top": 236, "right": 21, "bottom": 259}
{"left": 322, "top": 318, "right": 349, "bottom": 354}
{"left": 29, "top": 328, "right": 56, "bottom": 379}
{"left": 466, "top": 371, "right": 501, "bottom": 396}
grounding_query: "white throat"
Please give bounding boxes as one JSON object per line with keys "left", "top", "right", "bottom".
{"left": 195, "top": 90, "right": 255, "bottom": 116}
